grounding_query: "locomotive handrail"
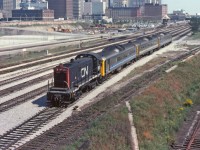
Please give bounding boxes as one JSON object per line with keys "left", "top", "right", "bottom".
{"left": 64, "top": 81, "right": 70, "bottom": 90}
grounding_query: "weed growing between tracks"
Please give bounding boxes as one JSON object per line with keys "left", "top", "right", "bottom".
{"left": 66, "top": 106, "right": 131, "bottom": 150}
{"left": 1, "top": 45, "right": 77, "bottom": 67}
{"left": 130, "top": 54, "right": 200, "bottom": 149}
{"left": 1, "top": 50, "right": 46, "bottom": 66}
{"left": 0, "top": 38, "right": 103, "bottom": 67}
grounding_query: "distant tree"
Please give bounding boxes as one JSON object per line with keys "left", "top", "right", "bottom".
{"left": 189, "top": 17, "right": 200, "bottom": 31}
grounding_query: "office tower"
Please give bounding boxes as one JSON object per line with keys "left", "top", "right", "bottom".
{"left": 0, "top": 0, "right": 3, "bottom": 10}
{"left": 84, "top": 0, "right": 106, "bottom": 15}
{"left": 47, "top": 0, "right": 81, "bottom": 19}
{"left": 0, "top": 0, "right": 15, "bottom": 18}
{"left": 14, "top": 0, "right": 21, "bottom": 9}
{"left": 66, "top": 0, "right": 82, "bottom": 19}
{"left": 111, "top": 0, "right": 128, "bottom": 7}
{"left": 152, "top": 0, "right": 161, "bottom": 4}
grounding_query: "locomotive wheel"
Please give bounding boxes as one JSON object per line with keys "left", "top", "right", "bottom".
{"left": 90, "top": 81, "right": 96, "bottom": 89}
{"left": 97, "top": 78, "right": 103, "bottom": 85}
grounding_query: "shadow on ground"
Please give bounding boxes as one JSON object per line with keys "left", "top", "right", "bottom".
{"left": 32, "top": 95, "right": 47, "bottom": 107}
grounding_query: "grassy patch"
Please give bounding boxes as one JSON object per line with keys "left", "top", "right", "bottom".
{"left": 66, "top": 106, "right": 131, "bottom": 150}
{"left": 130, "top": 54, "right": 200, "bottom": 149}
{"left": 191, "top": 31, "right": 200, "bottom": 40}
{"left": 0, "top": 38, "right": 102, "bottom": 66}
{"left": 121, "top": 57, "right": 167, "bottom": 82}
{"left": 0, "top": 50, "right": 47, "bottom": 65}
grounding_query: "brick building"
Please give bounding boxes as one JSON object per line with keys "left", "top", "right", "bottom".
{"left": 106, "top": 3, "right": 167, "bottom": 22}
{"left": 143, "top": 3, "right": 167, "bottom": 19}
{"left": 106, "top": 7, "right": 141, "bottom": 22}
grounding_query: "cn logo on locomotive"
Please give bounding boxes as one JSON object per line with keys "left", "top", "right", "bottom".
{"left": 81, "top": 66, "right": 89, "bottom": 78}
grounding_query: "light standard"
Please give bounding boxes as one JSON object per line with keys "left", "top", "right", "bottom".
{"left": 22, "top": 48, "right": 27, "bottom": 58}
{"left": 25, "top": 14, "right": 27, "bottom": 21}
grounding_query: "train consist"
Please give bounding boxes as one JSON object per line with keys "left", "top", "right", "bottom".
{"left": 47, "top": 33, "right": 172, "bottom": 106}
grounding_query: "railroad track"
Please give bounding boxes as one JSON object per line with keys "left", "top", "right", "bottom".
{"left": 0, "top": 74, "right": 52, "bottom": 97}
{"left": 0, "top": 27, "right": 180, "bottom": 86}
{"left": 0, "top": 25, "right": 188, "bottom": 74}
{"left": 0, "top": 26, "right": 192, "bottom": 150}
{"left": 0, "top": 27, "right": 191, "bottom": 112}
{"left": 184, "top": 117, "right": 200, "bottom": 150}
{"left": 0, "top": 26, "right": 191, "bottom": 112}
{"left": 0, "top": 86, "right": 47, "bottom": 113}
{"left": 0, "top": 26, "right": 190, "bottom": 86}
{"left": 172, "top": 112, "right": 200, "bottom": 150}
{"left": 0, "top": 35, "right": 105, "bottom": 53}
{"left": 17, "top": 46, "right": 200, "bottom": 150}
{"left": 0, "top": 107, "right": 65, "bottom": 150}
{"left": 17, "top": 70, "right": 163, "bottom": 150}
{"left": 0, "top": 66, "right": 53, "bottom": 86}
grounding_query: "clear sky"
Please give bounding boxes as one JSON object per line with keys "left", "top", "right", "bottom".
{"left": 163, "top": 0, "right": 200, "bottom": 15}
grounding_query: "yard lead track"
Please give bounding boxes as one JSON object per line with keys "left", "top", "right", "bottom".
{"left": 184, "top": 118, "right": 200, "bottom": 150}
{"left": 0, "top": 66, "right": 53, "bottom": 86}
{"left": 0, "top": 107, "right": 65, "bottom": 150}
{"left": 0, "top": 86, "right": 47, "bottom": 113}
{"left": 172, "top": 112, "right": 200, "bottom": 150}
{"left": 0, "top": 74, "right": 52, "bottom": 97}
{"left": 17, "top": 46, "right": 200, "bottom": 150}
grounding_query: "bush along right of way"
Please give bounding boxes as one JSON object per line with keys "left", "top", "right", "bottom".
{"left": 130, "top": 54, "right": 200, "bottom": 150}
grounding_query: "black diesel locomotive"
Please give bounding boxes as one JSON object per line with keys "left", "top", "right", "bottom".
{"left": 47, "top": 33, "right": 172, "bottom": 106}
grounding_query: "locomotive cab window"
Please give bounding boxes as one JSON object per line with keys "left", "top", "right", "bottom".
{"left": 54, "top": 69, "right": 68, "bottom": 88}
